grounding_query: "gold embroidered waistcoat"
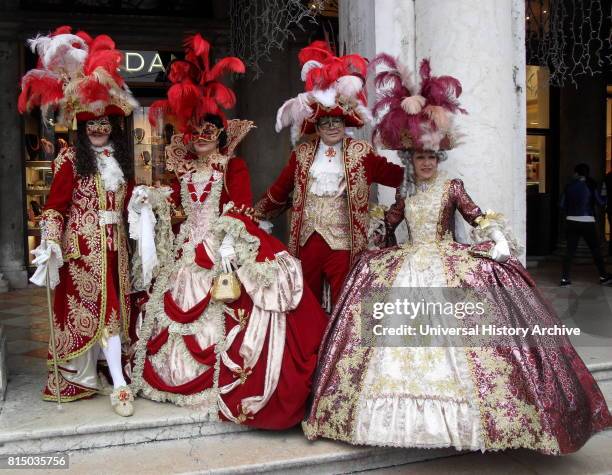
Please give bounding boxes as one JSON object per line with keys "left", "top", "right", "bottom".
{"left": 299, "top": 190, "right": 351, "bottom": 250}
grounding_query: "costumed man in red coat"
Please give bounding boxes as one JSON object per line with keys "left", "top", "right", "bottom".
{"left": 20, "top": 26, "right": 138, "bottom": 416}
{"left": 254, "top": 41, "right": 405, "bottom": 308}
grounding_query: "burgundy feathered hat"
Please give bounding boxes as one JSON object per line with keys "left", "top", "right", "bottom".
{"left": 276, "top": 41, "right": 371, "bottom": 144}
{"left": 372, "top": 55, "right": 467, "bottom": 152}
{"left": 19, "top": 25, "right": 138, "bottom": 127}
{"left": 148, "top": 34, "right": 245, "bottom": 135}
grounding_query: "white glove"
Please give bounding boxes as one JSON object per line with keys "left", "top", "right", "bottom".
{"left": 219, "top": 234, "right": 236, "bottom": 273}
{"left": 258, "top": 220, "right": 273, "bottom": 234}
{"left": 128, "top": 186, "right": 150, "bottom": 214}
{"left": 30, "top": 240, "right": 63, "bottom": 289}
{"left": 489, "top": 228, "right": 511, "bottom": 263}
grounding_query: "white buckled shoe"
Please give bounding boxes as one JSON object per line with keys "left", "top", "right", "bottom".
{"left": 110, "top": 386, "right": 135, "bottom": 417}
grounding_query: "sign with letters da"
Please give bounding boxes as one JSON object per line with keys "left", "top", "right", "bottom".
{"left": 120, "top": 51, "right": 179, "bottom": 83}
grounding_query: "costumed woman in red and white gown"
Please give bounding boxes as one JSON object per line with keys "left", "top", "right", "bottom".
{"left": 20, "top": 26, "right": 139, "bottom": 416}
{"left": 128, "top": 35, "right": 328, "bottom": 429}
{"left": 303, "top": 57, "right": 612, "bottom": 453}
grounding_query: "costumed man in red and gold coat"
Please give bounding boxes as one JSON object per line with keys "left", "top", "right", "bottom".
{"left": 254, "top": 41, "right": 404, "bottom": 308}
{"left": 20, "top": 26, "right": 138, "bottom": 416}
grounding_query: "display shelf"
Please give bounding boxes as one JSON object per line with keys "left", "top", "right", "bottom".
{"left": 26, "top": 188, "right": 51, "bottom": 194}
{"left": 25, "top": 161, "right": 53, "bottom": 168}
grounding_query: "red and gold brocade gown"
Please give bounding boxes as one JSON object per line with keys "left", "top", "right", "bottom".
{"left": 131, "top": 125, "right": 328, "bottom": 429}
{"left": 40, "top": 147, "right": 133, "bottom": 402}
{"left": 303, "top": 172, "right": 611, "bottom": 453}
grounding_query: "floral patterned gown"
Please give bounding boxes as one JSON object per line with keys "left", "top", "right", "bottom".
{"left": 303, "top": 171, "right": 611, "bottom": 453}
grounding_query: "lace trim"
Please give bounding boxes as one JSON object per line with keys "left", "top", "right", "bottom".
{"left": 309, "top": 171, "right": 345, "bottom": 197}
{"left": 471, "top": 210, "right": 524, "bottom": 256}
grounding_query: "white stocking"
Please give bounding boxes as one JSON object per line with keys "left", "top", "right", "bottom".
{"left": 101, "top": 335, "right": 127, "bottom": 389}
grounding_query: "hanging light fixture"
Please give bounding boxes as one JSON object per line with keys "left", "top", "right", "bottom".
{"left": 525, "top": 0, "right": 611, "bottom": 87}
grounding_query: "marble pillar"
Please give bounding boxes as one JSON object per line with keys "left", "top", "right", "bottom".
{"left": 339, "top": 0, "right": 527, "bottom": 255}
{"left": 414, "top": 0, "right": 526, "bottom": 253}
{"left": 0, "top": 39, "right": 27, "bottom": 288}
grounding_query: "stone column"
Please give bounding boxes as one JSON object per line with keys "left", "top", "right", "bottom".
{"left": 0, "top": 38, "right": 28, "bottom": 288}
{"left": 339, "top": 0, "right": 416, "bottom": 240}
{"left": 339, "top": 0, "right": 527, "bottom": 254}
{"left": 415, "top": 0, "right": 526, "bottom": 252}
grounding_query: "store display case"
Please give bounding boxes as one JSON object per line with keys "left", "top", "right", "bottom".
{"left": 130, "top": 104, "right": 185, "bottom": 225}
{"left": 23, "top": 112, "right": 74, "bottom": 269}
{"left": 526, "top": 135, "right": 546, "bottom": 193}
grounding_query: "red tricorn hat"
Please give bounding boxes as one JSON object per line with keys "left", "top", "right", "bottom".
{"left": 19, "top": 25, "right": 138, "bottom": 128}
{"left": 276, "top": 41, "right": 371, "bottom": 144}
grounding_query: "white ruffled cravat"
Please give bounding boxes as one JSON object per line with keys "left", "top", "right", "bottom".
{"left": 92, "top": 144, "right": 125, "bottom": 192}
{"left": 309, "top": 142, "right": 345, "bottom": 197}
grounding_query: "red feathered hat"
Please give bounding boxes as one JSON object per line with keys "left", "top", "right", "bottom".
{"left": 372, "top": 56, "right": 467, "bottom": 152}
{"left": 19, "top": 25, "right": 138, "bottom": 128}
{"left": 148, "top": 34, "right": 245, "bottom": 135}
{"left": 276, "top": 41, "right": 371, "bottom": 144}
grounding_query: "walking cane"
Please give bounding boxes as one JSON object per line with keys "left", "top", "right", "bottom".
{"left": 45, "top": 270, "right": 63, "bottom": 411}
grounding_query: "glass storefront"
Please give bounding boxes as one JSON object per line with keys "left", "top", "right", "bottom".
{"left": 525, "top": 65, "right": 553, "bottom": 255}
{"left": 526, "top": 65, "right": 550, "bottom": 194}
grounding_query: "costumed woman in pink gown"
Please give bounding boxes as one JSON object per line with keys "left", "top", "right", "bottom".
{"left": 303, "top": 56, "right": 611, "bottom": 453}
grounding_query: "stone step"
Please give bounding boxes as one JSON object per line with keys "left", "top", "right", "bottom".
{"left": 37, "top": 428, "right": 459, "bottom": 475}
{"left": 590, "top": 362, "right": 612, "bottom": 382}
{"left": 0, "top": 374, "right": 248, "bottom": 457}
{"left": 2, "top": 357, "right": 611, "bottom": 460}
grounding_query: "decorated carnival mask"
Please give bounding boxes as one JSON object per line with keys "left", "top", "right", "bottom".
{"left": 191, "top": 121, "right": 223, "bottom": 143}
{"left": 86, "top": 116, "right": 112, "bottom": 147}
{"left": 86, "top": 116, "right": 112, "bottom": 136}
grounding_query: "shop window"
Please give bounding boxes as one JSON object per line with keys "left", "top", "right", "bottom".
{"left": 526, "top": 65, "right": 550, "bottom": 194}
{"left": 527, "top": 65, "right": 550, "bottom": 129}
{"left": 131, "top": 105, "right": 169, "bottom": 186}
{"left": 130, "top": 103, "right": 185, "bottom": 225}
{"left": 526, "top": 135, "right": 546, "bottom": 193}
{"left": 24, "top": 114, "right": 74, "bottom": 268}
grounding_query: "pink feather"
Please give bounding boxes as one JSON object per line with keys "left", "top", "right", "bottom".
{"left": 400, "top": 95, "right": 426, "bottom": 115}
{"left": 424, "top": 105, "right": 450, "bottom": 130}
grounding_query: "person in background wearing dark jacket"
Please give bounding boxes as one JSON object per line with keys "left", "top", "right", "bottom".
{"left": 560, "top": 163, "right": 612, "bottom": 286}
{"left": 604, "top": 168, "right": 612, "bottom": 256}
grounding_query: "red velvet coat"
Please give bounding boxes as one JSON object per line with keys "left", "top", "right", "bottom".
{"left": 40, "top": 147, "right": 133, "bottom": 400}
{"left": 254, "top": 137, "right": 404, "bottom": 264}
